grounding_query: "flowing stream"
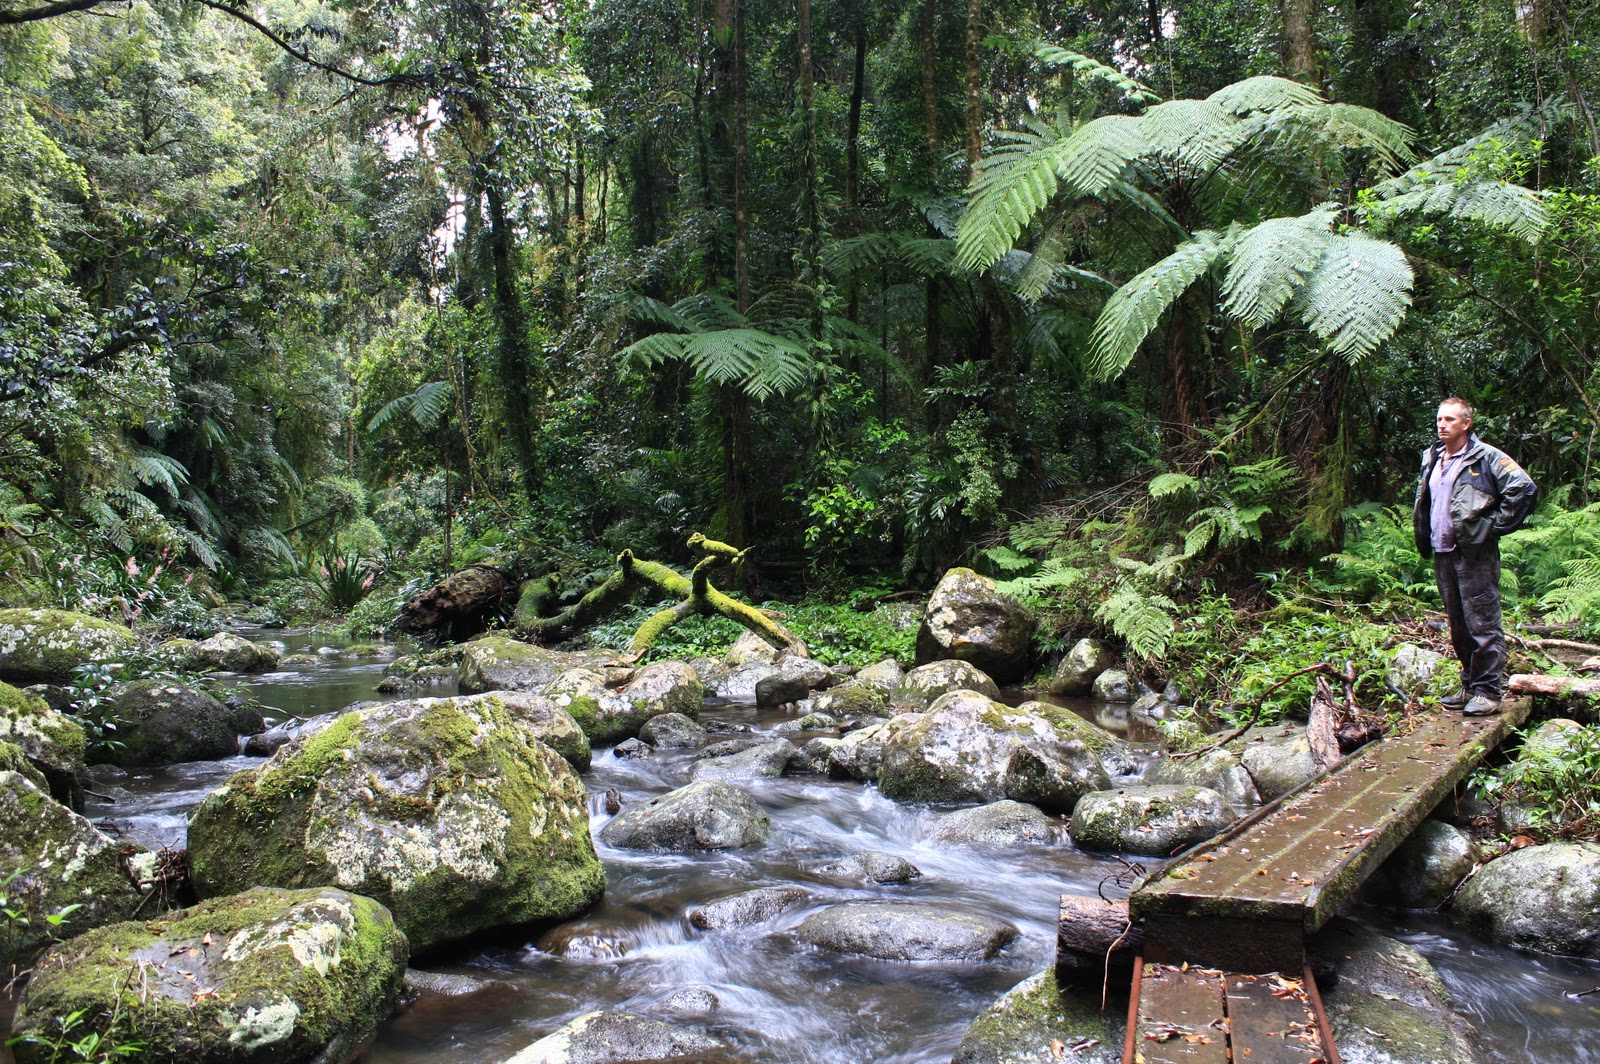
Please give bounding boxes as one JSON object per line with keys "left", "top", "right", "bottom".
{"left": 56, "top": 632, "right": 1600, "bottom": 1063}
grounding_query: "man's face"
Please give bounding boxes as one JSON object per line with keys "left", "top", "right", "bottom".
{"left": 1437, "top": 403, "right": 1472, "bottom": 451}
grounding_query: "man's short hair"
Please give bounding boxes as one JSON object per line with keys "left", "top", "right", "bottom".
{"left": 1441, "top": 397, "right": 1474, "bottom": 421}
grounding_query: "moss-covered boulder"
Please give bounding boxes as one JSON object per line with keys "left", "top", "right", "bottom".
{"left": 724, "top": 630, "right": 783, "bottom": 666}
{"left": 1144, "top": 747, "right": 1260, "bottom": 811}
{"left": 0, "top": 680, "right": 86, "bottom": 806}
{"left": 9, "top": 887, "right": 407, "bottom": 1064}
{"left": 690, "top": 738, "right": 798, "bottom": 781}
{"left": 597, "top": 780, "right": 770, "bottom": 851}
{"left": 896, "top": 659, "right": 1001, "bottom": 707}
{"left": 813, "top": 681, "right": 892, "bottom": 720}
{"left": 1015, "top": 701, "right": 1120, "bottom": 755}
{"left": 930, "top": 799, "right": 1056, "bottom": 846}
{"left": 1069, "top": 785, "right": 1234, "bottom": 856}
{"left": 638, "top": 712, "right": 707, "bottom": 748}
{"left": 185, "top": 632, "right": 281, "bottom": 673}
{"left": 754, "top": 656, "right": 837, "bottom": 708}
{"left": 457, "top": 633, "right": 613, "bottom": 694}
{"left": 457, "top": 691, "right": 591, "bottom": 771}
{"left": 1452, "top": 842, "right": 1600, "bottom": 958}
{"left": 1233, "top": 723, "right": 1319, "bottom": 800}
{"left": 877, "top": 690, "right": 1109, "bottom": 809}
{"left": 0, "top": 740, "right": 50, "bottom": 792}
{"left": 545, "top": 661, "right": 703, "bottom": 746}
{"left": 0, "top": 769, "right": 154, "bottom": 970}
{"left": 914, "top": 567, "right": 1037, "bottom": 684}
{"left": 0, "top": 609, "right": 137, "bottom": 686}
{"left": 795, "top": 902, "right": 1018, "bottom": 962}
{"left": 1044, "top": 638, "right": 1115, "bottom": 698}
{"left": 826, "top": 714, "right": 920, "bottom": 782}
{"left": 1309, "top": 919, "right": 1482, "bottom": 1064}
{"left": 952, "top": 967, "right": 1123, "bottom": 1064}
{"left": 1090, "top": 668, "right": 1134, "bottom": 702}
{"left": 854, "top": 658, "right": 905, "bottom": 692}
{"left": 1365, "top": 819, "right": 1475, "bottom": 910}
{"left": 90, "top": 680, "right": 264, "bottom": 766}
{"left": 502, "top": 1010, "right": 733, "bottom": 1064}
{"left": 187, "top": 696, "right": 604, "bottom": 955}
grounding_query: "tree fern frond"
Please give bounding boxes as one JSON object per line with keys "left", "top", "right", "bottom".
{"left": 1222, "top": 206, "right": 1339, "bottom": 328}
{"left": 1095, "top": 585, "right": 1177, "bottom": 659}
{"left": 673, "top": 329, "right": 812, "bottom": 401}
{"left": 1149, "top": 472, "right": 1201, "bottom": 498}
{"left": 1033, "top": 44, "right": 1156, "bottom": 102}
{"left": 1140, "top": 99, "right": 1248, "bottom": 171}
{"left": 1088, "top": 228, "right": 1235, "bottom": 380}
{"left": 1206, "top": 75, "right": 1324, "bottom": 115}
{"left": 128, "top": 451, "right": 189, "bottom": 498}
{"left": 1294, "top": 233, "right": 1413, "bottom": 360}
{"left": 367, "top": 380, "right": 452, "bottom": 433}
{"left": 620, "top": 332, "right": 690, "bottom": 367}
{"left": 675, "top": 292, "right": 748, "bottom": 332}
{"left": 1368, "top": 106, "right": 1548, "bottom": 200}
{"left": 1368, "top": 176, "right": 1547, "bottom": 242}
{"left": 625, "top": 294, "right": 696, "bottom": 332}
{"left": 176, "top": 527, "right": 221, "bottom": 571}
{"left": 958, "top": 121, "right": 1069, "bottom": 271}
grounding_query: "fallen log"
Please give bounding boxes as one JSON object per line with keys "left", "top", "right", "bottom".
{"left": 394, "top": 564, "right": 515, "bottom": 640}
{"left": 1507, "top": 674, "right": 1600, "bottom": 699}
{"left": 1056, "top": 895, "right": 1142, "bottom": 988}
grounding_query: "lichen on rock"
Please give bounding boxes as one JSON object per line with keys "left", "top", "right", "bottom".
{"left": 0, "top": 608, "right": 138, "bottom": 686}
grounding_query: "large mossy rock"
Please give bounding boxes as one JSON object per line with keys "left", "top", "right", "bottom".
{"left": 186, "top": 632, "right": 282, "bottom": 673}
{"left": 1309, "top": 919, "right": 1482, "bottom": 1064}
{"left": 10, "top": 887, "right": 407, "bottom": 1064}
{"left": 877, "top": 690, "right": 1108, "bottom": 809}
{"left": 1234, "top": 723, "right": 1319, "bottom": 800}
{"left": 457, "top": 633, "right": 613, "bottom": 694}
{"left": 826, "top": 715, "right": 919, "bottom": 782}
{"left": 597, "top": 780, "right": 770, "bottom": 851}
{"left": 187, "top": 696, "right": 604, "bottom": 955}
{"left": 1144, "top": 747, "right": 1260, "bottom": 811}
{"left": 0, "top": 769, "right": 153, "bottom": 971}
{"left": 462, "top": 691, "right": 592, "bottom": 771}
{"left": 930, "top": 799, "right": 1056, "bottom": 846}
{"left": 795, "top": 902, "right": 1018, "bottom": 962}
{"left": 754, "top": 656, "right": 837, "bottom": 708}
{"left": 1043, "top": 639, "right": 1115, "bottom": 698}
{"left": 0, "top": 680, "right": 86, "bottom": 805}
{"left": 0, "top": 609, "right": 138, "bottom": 686}
{"left": 1452, "top": 842, "right": 1600, "bottom": 958}
{"left": 897, "top": 659, "right": 1002, "bottom": 709}
{"left": 92, "top": 680, "right": 264, "bottom": 766}
{"left": 953, "top": 967, "right": 1123, "bottom": 1064}
{"left": 812, "top": 681, "right": 892, "bottom": 720}
{"left": 1365, "top": 819, "right": 1475, "bottom": 910}
{"left": 914, "top": 568, "right": 1037, "bottom": 684}
{"left": 545, "top": 661, "right": 703, "bottom": 745}
{"left": 1068, "top": 785, "right": 1234, "bottom": 856}
{"left": 502, "top": 1010, "right": 733, "bottom": 1064}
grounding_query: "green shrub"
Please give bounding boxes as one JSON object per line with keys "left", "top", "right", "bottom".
{"left": 1472, "top": 723, "right": 1600, "bottom": 839}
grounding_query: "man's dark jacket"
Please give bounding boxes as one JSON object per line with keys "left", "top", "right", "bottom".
{"left": 1412, "top": 433, "right": 1538, "bottom": 558}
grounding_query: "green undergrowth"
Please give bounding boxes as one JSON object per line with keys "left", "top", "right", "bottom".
{"left": 1471, "top": 722, "right": 1600, "bottom": 841}
{"left": 582, "top": 598, "right": 917, "bottom": 668}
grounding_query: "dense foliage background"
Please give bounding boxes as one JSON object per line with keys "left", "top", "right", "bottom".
{"left": 2, "top": 0, "right": 1596, "bottom": 650}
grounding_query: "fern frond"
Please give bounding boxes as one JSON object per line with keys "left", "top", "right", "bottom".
{"left": 1149, "top": 472, "right": 1201, "bottom": 498}
{"left": 1206, "top": 75, "right": 1324, "bottom": 115}
{"left": 1088, "top": 228, "right": 1235, "bottom": 380}
{"left": 625, "top": 294, "right": 697, "bottom": 332}
{"left": 176, "top": 527, "right": 221, "bottom": 571}
{"left": 1095, "top": 585, "right": 1177, "bottom": 659}
{"left": 1222, "top": 207, "right": 1339, "bottom": 329}
{"left": 129, "top": 451, "right": 189, "bottom": 498}
{"left": 1140, "top": 99, "right": 1248, "bottom": 171}
{"left": 984, "top": 545, "right": 1037, "bottom": 572}
{"left": 626, "top": 328, "right": 811, "bottom": 401}
{"left": 675, "top": 292, "right": 748, "bottom": 332}
{"left": 1368, "top": 106, "right": 1547, "bottom": 200}
{"left": 367, "top": 380, "right": 452, "bottom": 433}
{"left": 1368, "top": 176, "right": 1546, "bottom": 242}
{"left": 1294, "top": 232, "right": 1413, "bottom": 361}
{"left": 1033, "top": 44, "right": 1156, "bottom": 102}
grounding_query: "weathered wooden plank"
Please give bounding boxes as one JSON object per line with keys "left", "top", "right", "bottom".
{"left": 1132, "top": 963, "right": 1229, "bottom": 1064}
{"left": 1223, "top": 971, "right": 1326, "bottom": 1063}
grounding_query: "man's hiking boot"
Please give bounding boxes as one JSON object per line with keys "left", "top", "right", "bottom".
{"left": 1440, "top": 689, "right": 1471, "bottom": 709}
{"left": 1462, "top": 695, "right": 1501, "bottom": 717}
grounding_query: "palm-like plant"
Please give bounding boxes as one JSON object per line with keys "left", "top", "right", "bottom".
{"left": 957, "top": 56, "right": 1548, "bottom": 424}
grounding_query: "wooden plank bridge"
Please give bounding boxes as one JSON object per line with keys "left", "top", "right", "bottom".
{"left": 1060, "top": 697, "right": 1535, "bottom": 1064}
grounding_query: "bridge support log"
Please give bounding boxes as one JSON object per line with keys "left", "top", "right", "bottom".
{"left": 1056, "top": 896, "right": 1142, "bottom": 986}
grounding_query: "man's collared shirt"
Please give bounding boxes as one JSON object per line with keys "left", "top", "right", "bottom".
{"left": 1429, "top": 446, "right": 1469, "bottom": 553}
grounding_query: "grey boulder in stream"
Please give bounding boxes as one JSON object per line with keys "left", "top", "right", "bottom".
{"left": 187, "top": 695, "right": 604, "bottom": 955}
{"left": 598, "top": 780, "right": 770, "bottom": 851}
{"left": 502, "top": 1010, "right": 733, "bottom": 1063}
{"left": 795, "top": 902, "right": 1018, "bottom": 961}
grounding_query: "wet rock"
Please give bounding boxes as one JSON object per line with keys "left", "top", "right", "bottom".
{"left": 22, "top": 683, "right": 74, "bottom": 713}
{"left": 1046, "top": 639, "right": 1115, "bottom": 697}
{"left": 691, "top": 739, "right": 798, "bottom": 781}
{"left": 1386, "top": 643, "right": 1448, "bottom": 697}
{"left": 477, "top": 692, "right": 593, "bottom": 772}
{"left": 1309, "top": 919, "right": 1482, "bottom": 1064}
{"left": 701, "top": 735, "right": 772, "bottom": 757}
{"left": 598, "top": 780, "right": 771, "bottom": 851}
{"left": 1157, "top": 719, "right": 1207, "bottom": 753}
{"left": 711, "top": 661, "right": 781, "bottom": 700}
{"left": 614, "top": 738, "right": 653, "bottom": 759}
{"left": 187, "top": 631, "right": 282, "bottom": 673}
{"left": 688, "top": 886, "right": 811, "bottom": 930}
{"left": 0, "top": 680, "right": 86, "bottom": 806}
{"left": 795, "top": 902, "right": 1018, "bottom": 962}
{"left": 502, "top": 1010, "right": 731, "bottom": 1064}
{"left": 1090, "top": 668, "right": 1133, "bottom": 702}
{"left": 1129, "top": 692, "right": 1166, "bottom": 722}
{"left": 896, "top": 660, "right": 1001, "bottom": 707}
{"left": 812, "top": 682, "right": 892, "bottom": 720}
{"left": 657, "top": 986, "right": 720, "bottom": 1016}
{"left": 1365, "top": 820, "right": 1475, "bottom": 910}
{"left": 1015, "top": 701, "right": 1121, "bottom": 755}
{"left": 457, "top": 634, "right": 612, "bottom": 694}
{"left": 1144, "top": 747, "right": 1259, "bottom": 811}
{"left": 544, "top": 661, "right": 703, "bottom": 746}
{"left": 639, "top": 712, "right": 706, "bottom": 748}
{"left": 854, "top": 658, "right": 905, "bottom": 692}
{"left": 188, "top": 696, "right": 604, "bottom": 955}
{"left": 11, "top": 887, "right": 406, "bottom": 1064}
{"left": 0, "top": 769, "right": 153, "bottom": 970}
{"left": 931, "top": 800, "right": 1056, "bottom": 846}
{"left": 404, "top": 969, "right": 496, "bottom": 998}
{"left": 1069, "top": 785, "right": 1234, "bottom": 857}
{"left": 687, "top": 656, "right": 729, "bottom": 689}
{"left": 913, "top": 568, "right": 1036, "bottom": 684}
{"left": 796, "top": 736, "right": 841, "bottom": 774}
{"left": 1452, "top": 842, "right": 1600, "bottom": 958}
{"left": 281, "top": 653, "right": 323, "bottom": 669}
{"left": 1235, "top": 724, "right": 1319, "bottom": 800}
{"left": 953, "top": 967, "right": 1123, "bottom": 1064}
{"left": 755, "top": 657, "right": 837, "bottom": 708}
{"left": 812, "top": 852, "right": 922, "bottom": 884}
{"left": 827, "top": 715, "right": 919, "bottom": 782}
{"left": 0, "top": 609, "right": 138, "bottom": 686}
{"left": 775, "top": 713, "right": 840, "bottom": 734}
{"left": 878, "top": 690, "right": 1109, "bottom": 809}
{"left": 725, "top": 631, "right": 783, "bottom": 666}
{"left": 90, "top": 680, "right": 263, "bottom": 766}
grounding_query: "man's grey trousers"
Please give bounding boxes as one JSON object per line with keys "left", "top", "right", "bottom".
{"left": 1433, "top": 541, "right": 1507, "bottom": 699}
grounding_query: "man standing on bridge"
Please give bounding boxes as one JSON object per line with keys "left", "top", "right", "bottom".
{"left": 1413, "top": 398, "right": 1537, "bottom": 716}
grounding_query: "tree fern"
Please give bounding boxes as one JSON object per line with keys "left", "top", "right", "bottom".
{"left": 128, "top": 451, "right": 190, "bottom": 499}
{"left": 367, "top": 379, "right": 452, "bottom": 432}
{"left": 1095, "top": 583, "right": 1177, "bottom": 659}
{"left": 1205, "top": 75, "right": 1324, "bottom": 116}
{"left": 1294, "top": 232, "right": 1414, "bottom": 360}
{"left": 1221, "top": 207, "right": 1340, "bottom": 328}
{"left": 624, "top": 327, "right": 810, "bottom": 401}
{"left": 1087, "top": 228, "right": 1235, "bottom": 380}
{"left": 1032, "top": 44, "right": 1156, "bottom": 103}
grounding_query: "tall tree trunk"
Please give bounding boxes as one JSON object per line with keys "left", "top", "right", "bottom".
{"left": 482, "top": 176, "right": 541, "bottom": 496}
{"left": 963, "top": 0, "right": 983, "bottom": 183}
{"left": 1279, "top": 0, "right": 1318, "bottom": 83}
{"left": 718, "top": 0, "right": 755, "bottom": 555}
{"left": 963, "top": 0, "right": 1015, "bottom": 427}
{"left": 921, "top": 0, "right": 939, "bottom": 166}
{"left": 797, "top": 0, "right": 819, "bottom": 283}
{"left": 845, "top": 13, "right": 865, "bottom": 219}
